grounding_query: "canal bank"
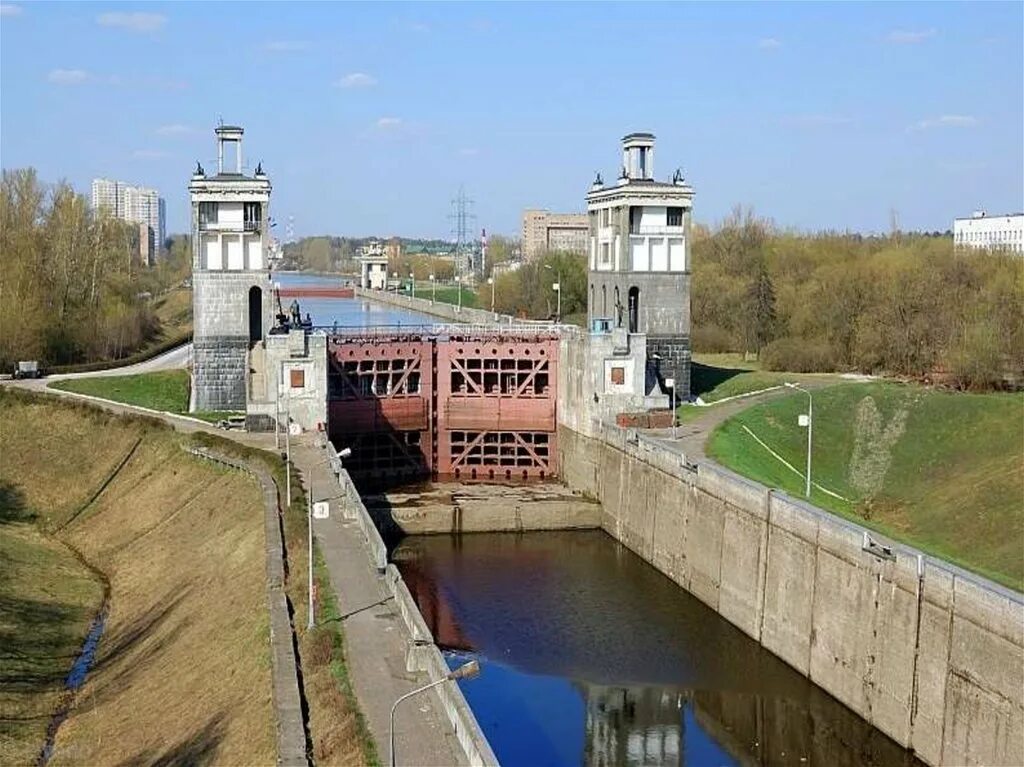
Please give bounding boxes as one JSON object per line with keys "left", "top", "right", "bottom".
{"left": 556, "top": 421, "right": 1024, "bottom": 767}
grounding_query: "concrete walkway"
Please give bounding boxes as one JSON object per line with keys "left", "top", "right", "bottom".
{"left": 292, "top": 440, "right": 466, "bottom": 767}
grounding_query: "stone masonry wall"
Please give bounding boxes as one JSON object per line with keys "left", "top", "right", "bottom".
{"left": 193, "top": 336, "right": 247, "bottom": 411}
{"left": 558, "top": 423, "right": 1024, "bottom": 767}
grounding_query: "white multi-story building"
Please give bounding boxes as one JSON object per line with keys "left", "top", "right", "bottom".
{"left": 91, "top": 178, "right": 166, "bottom": 264}
{"left": 953, "top": 211, "right": 1024, "bottom": 254}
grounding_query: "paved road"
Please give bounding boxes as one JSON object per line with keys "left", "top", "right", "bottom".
{"left": 643, "top": 379, "right": 841, "bottom": 462}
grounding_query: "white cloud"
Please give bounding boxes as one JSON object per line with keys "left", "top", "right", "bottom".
{"left": 886, "top": 28, "right": 936, "bottom": 44}
{"left": 156, "top": 123, "right": 194, "bottom": 136}
{"left": 758, "top": 37, "right": 782, "bottom": 50}
{"left": 97, "top": 12, "right": 166, "bottom": 33}
{"left": 48, "top": 69, "right": 90, "bottom": 85}
{"left": 376, "top": 117, "right": 402, "bottom": 129}
{"left": 264, "top": 40, "right": 311, "bottom": 52}
{"left": 0, "top": 3, "right": 23, "bottom": 17}
{"left": 336, "top": 72, "right": 378, "bottom": 89}
{"left": 909, "top": 114, "right": 979, "bottom": 132}
{"left": 131, "top": 149, "right": 168, "bottom": 159}
{"left": 780, "top": 114, "right": 853, "bottom": 127}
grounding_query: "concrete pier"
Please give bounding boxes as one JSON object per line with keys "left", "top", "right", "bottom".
{"left": 363, "top": 481, "right": 601, "bottom": 537}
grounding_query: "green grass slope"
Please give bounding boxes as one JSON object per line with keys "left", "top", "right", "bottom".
{"left": 708, "top": 382, "right": 1024, "bottom": 590}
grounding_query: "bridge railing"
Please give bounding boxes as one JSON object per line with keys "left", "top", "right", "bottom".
{"left": 316, "top": 321, "right": 570, "bottom": 339}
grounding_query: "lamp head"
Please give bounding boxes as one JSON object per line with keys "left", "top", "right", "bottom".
{"left": 447, "top": 659, "right": 481, "bottom": 681}
{"left": 338, "top": 447, "right": 353, "bottom": 459}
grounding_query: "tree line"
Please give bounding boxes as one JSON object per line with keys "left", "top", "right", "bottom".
{"left": 692, "top": 209, "right": 1024, "bottom": 389}
{"left": 0, "top": 169, "right": 187, "bottom": 370}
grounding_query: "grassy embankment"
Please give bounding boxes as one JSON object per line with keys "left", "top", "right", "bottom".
{"left": 411, "top": 283, "right": 478, "bottom": 309}
{"left": 49, "top": 370, "right": 237, "bottom": 423}
{"left": 0, "top": 390, "right": 376, "bottom": 765}
{"left": 707, "top": 381, "right": 1024, "bottom": 590}
{"left": 673, "top": 353, "right": 839, "bottom": 423}
{"left": 0, "top": 390, "right": 273, "bottom": 765}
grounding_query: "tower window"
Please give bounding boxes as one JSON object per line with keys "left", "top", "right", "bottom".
{"left": 667, "top": 207, "right": 683, "bottom": 227}
{"left": 199, "top": 202, "right": 218, "bottom": 227}
{"left": 244, "top": 202, "right": 261, "bottom": 231}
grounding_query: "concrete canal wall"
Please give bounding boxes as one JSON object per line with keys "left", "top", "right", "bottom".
{"left": 558, "top": 423, "right": 1024, "bottom": 767}
{"left": 354, "top": 286, "right": 520, "bottom": 325}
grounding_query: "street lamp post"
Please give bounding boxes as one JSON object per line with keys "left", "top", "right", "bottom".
{"left": 284, "top": 390, "right": 291, "bottom": 508}
{"left": 785, "top": 382, "right": 813, "bottom": 498}
{"left": 409, "top": 272, "right": 415, "bottom": 300}
{"left": 455, "top": 275, "right": 462, "bottom": 311}
{"left": 488, "top": 276, "right": 495, "bottom": 314}
{"left": 306, "top": 487, "right": 314, "bottom": 628}
{"left": 429, "top": 273, "right": 435, "bottom": 304}
{"left": 544, "top": 264, "right": 561, "bottom": 322}
{"left": 389, "top": 660, "right": 481, "bottom": 767}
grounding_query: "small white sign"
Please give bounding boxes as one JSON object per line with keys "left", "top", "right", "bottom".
{"left": 289, "top": 423, "right": 302, "bottom": 436}
{"left": 798, "top": 414, "right": 810, "bottom": 427}
{"left": 665, "top": 377, "right": 676, "bottom": 389}
{"left": 313, "top": 501, "right": 330, "bottom": 520}
{"left": 552, "top": 282, "right": 560, "bottom": 291}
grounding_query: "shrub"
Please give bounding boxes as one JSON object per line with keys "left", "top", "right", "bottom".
{"left": 761, "top": 336, "right": 836, "bottom": 373}
{"left": 692, "top": 324, "right": 737, "bottom": 354}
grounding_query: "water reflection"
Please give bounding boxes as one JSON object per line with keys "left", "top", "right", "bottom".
{"left": 396, "top": 531, "right": 922, "bottom": 767}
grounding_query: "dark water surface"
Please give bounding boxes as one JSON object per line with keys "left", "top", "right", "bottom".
{"left": 271, "top": 272, "right": 433, "bottom": 327}
{"left": 394, "top": 530, "right": 923, "bottom": 767}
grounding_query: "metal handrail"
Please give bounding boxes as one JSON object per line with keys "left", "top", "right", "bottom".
{"left": 315, "top": 322, "right": 569, "bottom": 338}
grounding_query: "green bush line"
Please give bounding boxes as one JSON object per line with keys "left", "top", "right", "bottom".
{"left": 48, "top": 331, "right": 192, "bottom": 375}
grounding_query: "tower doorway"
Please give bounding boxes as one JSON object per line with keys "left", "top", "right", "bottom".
{"left": 248, "top": 286, "right": 262, "bottom": 345}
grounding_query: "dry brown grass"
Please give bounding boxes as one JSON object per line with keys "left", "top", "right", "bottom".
{"left": 1, "top": 393, "right": 275, "bottom": 766}
{"left": 0, "top": 524, "right": 103, "bottom": 766}
{"left": 1, "top": 398, "right": 144, "bottom": 528}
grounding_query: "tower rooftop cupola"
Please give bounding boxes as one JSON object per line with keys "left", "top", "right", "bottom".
{"left": 215, "top": 124, "right": 245, "bottom": 175}
{"left": 622, "top": 132, "right": 656, "bottom": 181}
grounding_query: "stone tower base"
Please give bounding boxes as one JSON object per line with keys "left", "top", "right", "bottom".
{"left": 193, "top": 336, "right": 248, "bottom": 411}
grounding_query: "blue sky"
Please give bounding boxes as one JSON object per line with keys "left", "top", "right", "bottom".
{"left": 1, "top": 1, "right": 1021, "bottom": 238}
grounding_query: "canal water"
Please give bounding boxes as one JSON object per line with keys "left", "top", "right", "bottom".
{"left": 271, "top": 272, "right": 432, "bottom": 327}
{"left": 394, "top": 530, "right": 923, "bottom": 767}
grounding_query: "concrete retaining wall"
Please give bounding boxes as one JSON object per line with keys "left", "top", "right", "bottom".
{"left": 558, "top": 424, "right": 1024, "bottom": 767}
{"left": 363, "top": 483, "right": 601, "bottom": 536}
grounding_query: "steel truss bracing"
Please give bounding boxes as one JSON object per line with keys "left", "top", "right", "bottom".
{"left": 327, "top": 332, "right": 559, "bottom": 481}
